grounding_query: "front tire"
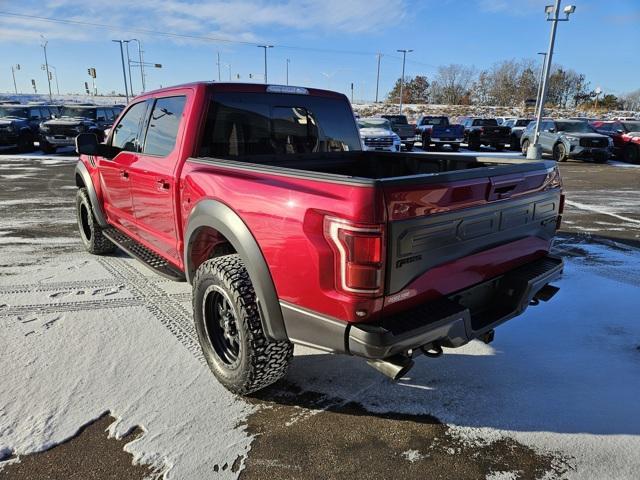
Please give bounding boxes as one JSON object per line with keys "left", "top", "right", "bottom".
{"left": 624, "top": 144, "right": 639, "bottom": 164}
{"left": 521, "top": 139, "right": 530, "bottom": 156}
{"left": 76, "top": 188, "right": 115, "bottom": 255}
{"left": 510, "top": 136, "right": 520, "bottom": 151}
{"left": 553, "top": 143, "right": 567, "bottom": 162}
{"left": 17, "top": 132, "right": 35, "bottom": 153}
{"left": 193, "top": 255, "right": 293, "bottom": 395}
{"left": 40, "top": 140, "right": 57, "bottom": 154}
{"left": 450, "top": 144, "right": 460, "bottom": 152}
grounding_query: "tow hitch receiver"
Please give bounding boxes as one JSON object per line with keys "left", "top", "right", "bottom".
{"left": 534, "top": 284, "right": 560, "bottom": 302}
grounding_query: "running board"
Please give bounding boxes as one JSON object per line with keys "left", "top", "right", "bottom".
{"left": 103, "top": 227, "right": 185, "bottom": 281}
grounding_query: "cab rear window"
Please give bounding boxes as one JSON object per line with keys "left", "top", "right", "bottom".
{"left": 198, "top": 92, "right": 361, "bottom": 159}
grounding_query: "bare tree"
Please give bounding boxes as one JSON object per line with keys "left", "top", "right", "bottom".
{"left": 620, "top": 89, "right": 640, "bottom": 111}
{"left": 431, "top": 64, "right": 475, "bottom": 105}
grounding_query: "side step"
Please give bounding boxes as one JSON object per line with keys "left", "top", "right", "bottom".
{"left": 103, "top": 227, "right": 185, "bottom": 281}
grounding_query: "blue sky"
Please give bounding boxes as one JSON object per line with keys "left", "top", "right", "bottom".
{"left": 1, "top": 0, "right": 638, "bottom": 100}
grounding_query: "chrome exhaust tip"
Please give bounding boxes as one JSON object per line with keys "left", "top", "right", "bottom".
{"left": 366, "top": 354, "right": 414, "bottom": 381}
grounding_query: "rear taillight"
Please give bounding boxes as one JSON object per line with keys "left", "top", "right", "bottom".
{"left": 323, "top": 216, "right": 385, "bottom": 296}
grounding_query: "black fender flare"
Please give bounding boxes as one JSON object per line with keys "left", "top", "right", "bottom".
{"left": 75, "top": 161, "right": 108, "bottom": 227}
{"left": 184, "top": 199, "right": 287, "bottom": 341}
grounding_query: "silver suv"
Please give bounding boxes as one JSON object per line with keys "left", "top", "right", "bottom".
{"left": 520, "top": 119, "right": 612, "bottom": 163}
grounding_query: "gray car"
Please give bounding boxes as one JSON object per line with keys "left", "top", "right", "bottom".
{"left": 503, "top": 118, "right": 533, "bottom": 151}
{"left": 520, "top": 119, "right": 612, "bottom": 163}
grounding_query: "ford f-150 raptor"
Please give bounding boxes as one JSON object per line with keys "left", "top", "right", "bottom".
{"left": 74, "top": 82, "right": 564, "bottom": 395}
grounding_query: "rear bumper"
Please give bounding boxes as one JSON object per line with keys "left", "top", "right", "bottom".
{"left": 281, "top": 255, "right": 563, "bottom": 359}
{"left": 431, "top": 137, "right": 463, "bottom": 145}
{"left": 479, "top": 136, "right": 509, "bottom": 145}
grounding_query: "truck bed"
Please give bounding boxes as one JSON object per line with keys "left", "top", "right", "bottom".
{"left": 193, "top": 151, "right": 554, "bottom": 185}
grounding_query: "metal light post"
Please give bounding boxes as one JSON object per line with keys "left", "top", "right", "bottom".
{"left": 375, "top": 53, "right": 382, "bottom": 103}
{"left": 11, "top": 64, "right": 20, "bottom": 94}
{"left": 112, "top": 40, "right": 130, "bottom": 102}
{"left": 130, "top": 39, "right": 146, "bottom": 92}
{"left": 286, "top": 58, "right": 290, "bottom": 86}
{"left": 40, "top": 36, "right": 53, "bottom": 102}
{"left": 533, "top": 52, "right": 547, "bottom": 118}
{"left": 397, "top": 49, "right": 412, "bottom": 114}
{"left": 527, "top": 1, "right": 576, "bottom": 159}
{"left": 124, "top": 40, "right": 134, "bottom": 95}
{"left": 217, "top": 52, "right": 221, "bottom": 81}
{"left": 257, "top": 45, "right": 273, "bottom": 84}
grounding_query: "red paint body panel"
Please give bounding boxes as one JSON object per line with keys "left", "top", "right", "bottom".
{"left": 82, "top": 81, "right": 561, "bottom": 328}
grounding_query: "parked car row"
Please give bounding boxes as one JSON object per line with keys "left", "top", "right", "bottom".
{"left": 0, "top": 102, "right": 124, "bottom": 154}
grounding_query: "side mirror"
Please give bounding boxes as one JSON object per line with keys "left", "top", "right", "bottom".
{"left": 547, "top": 128, "right": 555, "bottom": 133}
{"left": 76, "top": 133, "right": 118, "bottom": 159}
{"left": 616, "top": 129, "right": 624, "bottom": 134}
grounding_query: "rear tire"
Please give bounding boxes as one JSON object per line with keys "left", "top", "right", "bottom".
{"left": 553, "top": 143, "right": 567, "bottom": 162}
{"left": 76, "top": 188, "right": 115, "bottom": 255}
{"left": 404, "top": 143, "right": 413, "bottom": 152}
{"left": 510, "top": 136, "right": 520, "bottom": 151}
{"left": 624, "top": 144, "right": 640, "bottom": 164}
{"left": 17, "top": 132, "right": 35, "bottom": 153}
{"left": 40, "top": 141, "right": 57, "bottom": 154}
{"left": 193, "top": 255, "right": 293, "bottom": 395}
{"left": 494, "top": 144, "right": 504, "bottom": 151}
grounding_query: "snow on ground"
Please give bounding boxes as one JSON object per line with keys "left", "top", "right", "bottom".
{"left": 0, "top": 251, "right": 253, "bottom": 479}
{"left": 284, "top": 238, "right": 640, "bottom": 479}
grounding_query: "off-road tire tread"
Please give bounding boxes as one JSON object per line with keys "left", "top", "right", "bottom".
{"left": 193, "top": 255, "right": 293, "bottom": 395}
{"left": 76, "top": 188, "right": 115, "bottom": 255}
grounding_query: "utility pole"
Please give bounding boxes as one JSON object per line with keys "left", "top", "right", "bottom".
{"left": 396, "top": 49, "right": 412, "bottom": 114}
{"left": 533, "top": 52, "right": 547, "bottom": 117}
{"left": 125, "top": 40, "right": 134, "bottom": 95}
{"left": 528, "top": 1, "right": 576, "bottom": 159}
{"left": 40, "top": 36, "right": 53, "bottom": 102}
{"left": 257, "top": 45, "right": 273, "bottom": 84}
{"left": 11, "top": 64, "right": 20, "bottom": 94}
{"left": 350, "top": 82, "right": 354, "bottom": 103}
{"left": 217, "top": 52, "right": 221, "bottom": 81}
{"left": 286, "top": 58, "right": 290, "bottom": 86}
{"left": 375, "top": 53, "right": 382, "bottom": 103}
{"left": 112, "top": 40, "right": 130, "bottom": 102}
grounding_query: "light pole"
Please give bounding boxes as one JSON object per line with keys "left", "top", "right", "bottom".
{"left": 286, "top": 58, "right": 290, "bottom": 86}
{"left": 112, "top": 40, "right": 130, "bottom": 102}
{"left": 43, "top": 64, "right": 60, "bottom": 95}
{"left": 11, "top": 64, "right": 20, "bottom": 94}
{"left": 527, "top": 1, "right": 576, "bottom": 159}
{"left": 129, "top": 39, "right": 145, "bottom": 91}
{"left": 40, "top": 36, "right": 53, "bottom": 102}
{"left": 533, "top": 52, "right": 547, "bottom": 117}
{"left": 257, "top": 45, "right": 273, "bottom": 84}
{"left": 397, "top": 49, "right": 412, "bottom": 114}
{"left": 217, "top": 52, "right": 221, "bottom": 81}
{"left": 375, "top": 53, "right": 382, "bottom": 103}
{"left": 124, "top": 40, "right": 134, "bottom": 95}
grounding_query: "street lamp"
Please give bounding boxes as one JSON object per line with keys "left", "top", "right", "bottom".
{"left": 527, "top": 0, "right": 576, "bottom": 159}
{"left": 286, "top": 58, "right": 290, "bottom": 86}
{"left": 397, "top": 49, "right": 413, "bottom": 114}
{"left": 42, "top": 64, "right": 60, "bottom": 95}
{"left": 257, "top": 45, "right": 273, "bottom": 84}
{"left": 533, "top": 52, "right": 547, "bottom": 117}
{"left": 40, "top": 36, "right": 53, "bottom": 102}
{"left": 112, "top": 40, "right": 130, "bottom": 102}
{"left": 10, "top": 64, "right": 20, "bottom": 94}
{"left": 375, "top": 53, "right": 382, "bottom": 103}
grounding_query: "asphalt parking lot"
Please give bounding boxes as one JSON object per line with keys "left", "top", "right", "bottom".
{"left": 1, "top": 150, "right": 639, "bottom": 479}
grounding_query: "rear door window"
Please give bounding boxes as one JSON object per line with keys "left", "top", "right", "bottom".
{"left": 141, "top": 96, "right": 187, "bottom": 157}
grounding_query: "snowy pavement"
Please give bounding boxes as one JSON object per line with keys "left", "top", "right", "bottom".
{"left": 1, "top": 154, "right": 639, "bottom": 479}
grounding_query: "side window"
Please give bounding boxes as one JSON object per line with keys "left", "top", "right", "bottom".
{"left": 142, "top": 96, "right": 186, "bottom": 157}
{"left": 112, "top": 101, "right": 148, "bottom": 152}
{"left": 29, "top": 108, "right": 41, "bottom": 120}
{"left": 40, "top": 108, "right": 50, "bottom": 119}
{"left": 96, "top": 108, "right": 107, "bottom": 122}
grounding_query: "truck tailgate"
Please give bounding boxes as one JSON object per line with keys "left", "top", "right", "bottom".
{"left": 381, "top": 163, "right": 561, "bottom": 310}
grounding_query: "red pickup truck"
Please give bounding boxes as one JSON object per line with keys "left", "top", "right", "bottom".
{"left": 74, "top": 82, "right": 564, "bottom": 395}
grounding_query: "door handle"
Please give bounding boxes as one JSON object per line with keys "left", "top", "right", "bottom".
{"left": 156, "top": 179, "right": 170, "bottom": 191}
{"left": 120, "top": 170, "right": 129, "bottom": 180}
